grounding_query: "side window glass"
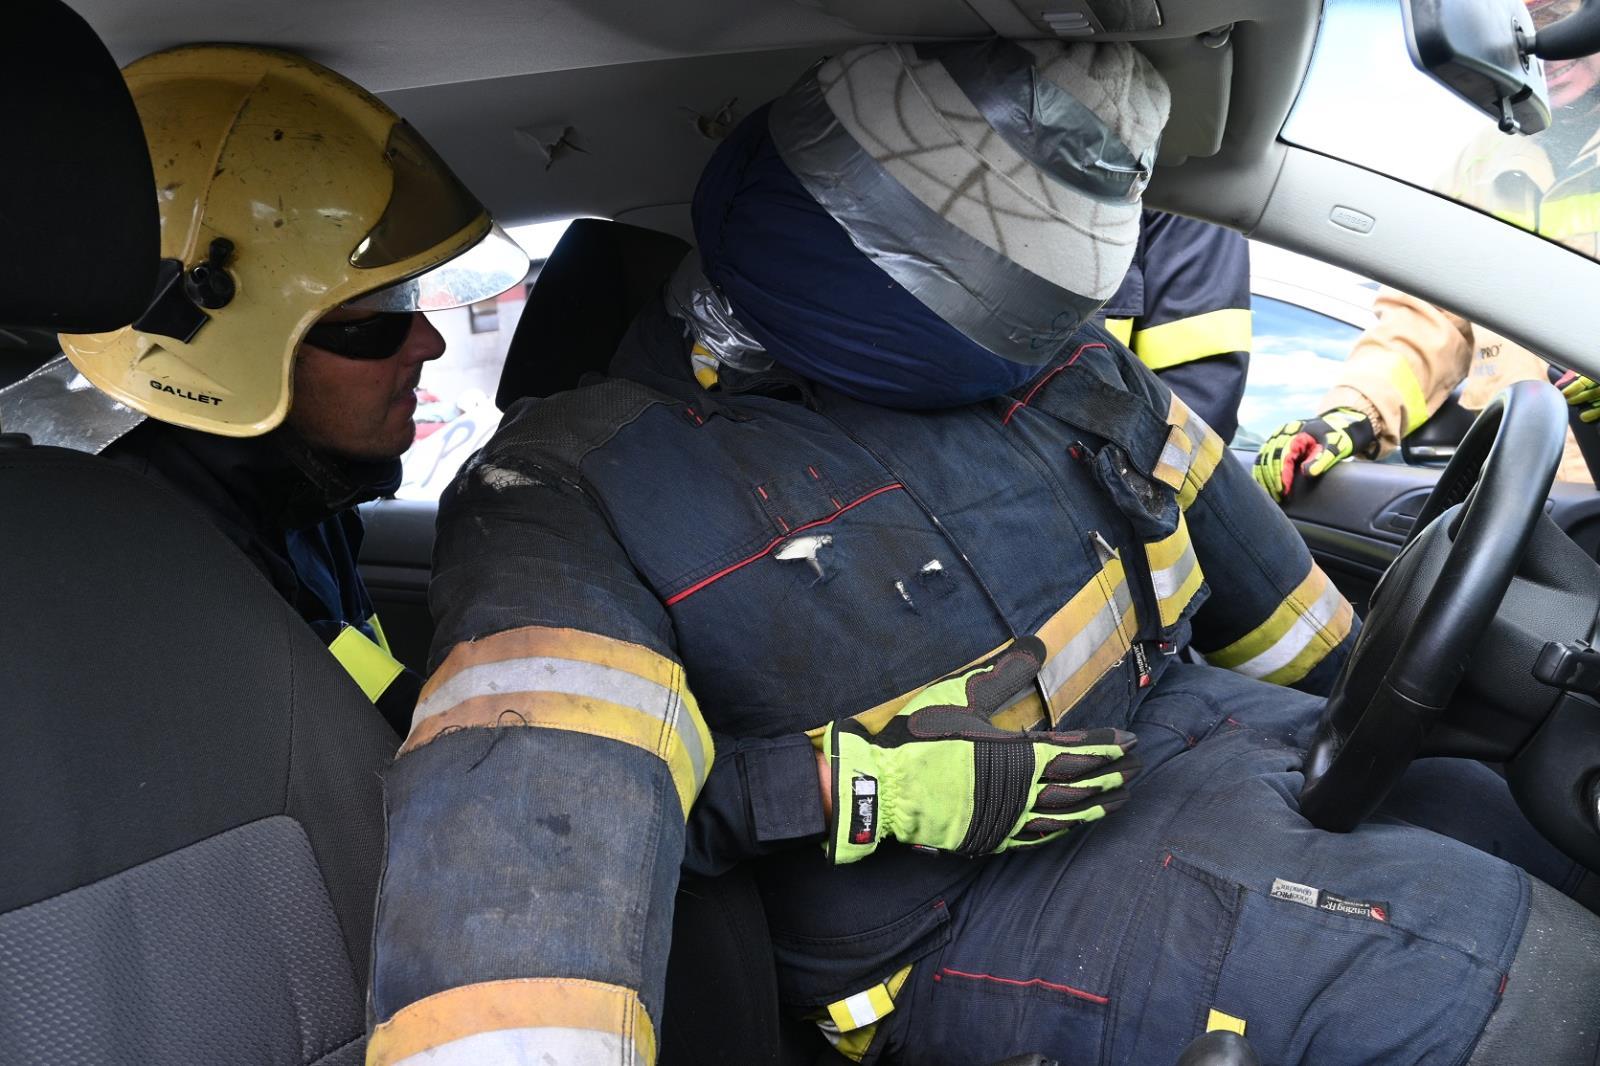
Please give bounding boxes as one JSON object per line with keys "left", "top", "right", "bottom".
{"left": 397, "top": 220, "right": 573, "bottom": 499}
{"left": 1236, "top": 243, "right": 1376, "bottom": 449}
{"left": 1238, "top": 297, "right": 1366, "bottom": 447}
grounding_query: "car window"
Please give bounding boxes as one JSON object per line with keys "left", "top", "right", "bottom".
{"left": 1236, "top": 295, "right": 1367, "bottom": 449}
{"left": 1235, "top": 242, "right": 1378, "bottom": 449}
{"left": 397, "top": 219, "right": 573, "bottom": 500}
{"left": 1282, "top": 0, "right": 1600, "bottom": 265}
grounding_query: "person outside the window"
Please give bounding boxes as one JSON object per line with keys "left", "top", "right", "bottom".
{"left": 369, "top": 39, "right": 1600, "bottom": 1066}
{"left": 1254, "top": 0, "right": 1600, "bottom": 501}
{"left": 0, "top": 45, "right": 529, "bottom": 733}
{"left": 1099, "top": 210, "right": 1253, "bottom": 443}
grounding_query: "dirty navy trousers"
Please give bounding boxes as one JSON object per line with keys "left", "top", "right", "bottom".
{"left": 868, "top": 663, "right": 1598, "bottom": 1065}
{"left": 367, "top": 311, "right": 1598, "bottom": 1065}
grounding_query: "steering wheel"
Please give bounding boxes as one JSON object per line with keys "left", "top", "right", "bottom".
{"left": 1299, "top": 380, "right": 1567, "bottom": 831}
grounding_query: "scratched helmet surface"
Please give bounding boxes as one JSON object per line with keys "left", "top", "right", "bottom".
{"left": 58, "top": 44, "right": 528, "bottom": 436}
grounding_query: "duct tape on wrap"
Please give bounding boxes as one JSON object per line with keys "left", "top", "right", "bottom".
{"left": 916, "top": 39, "right": 1155, "bottom": 204}
{"left": 0, "top": 354, "right": 145, "bottom": 453}
{"left": 769, "top": 68, "right": 1104, "bottom": 367}
{"left": 664, "top": 253, "right": 774, "bottom": 372}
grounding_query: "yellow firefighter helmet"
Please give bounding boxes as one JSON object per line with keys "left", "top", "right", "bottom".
{"left": 59, "top": 44, "right": 528, "bottom": 436}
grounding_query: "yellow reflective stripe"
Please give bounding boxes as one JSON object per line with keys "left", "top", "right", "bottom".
{"left": 1369, "top": 349, "right": 1431, "bottom": 436}
{"left": 1104, "top": 317, "right": 1134, "bottom": 345}
{"left": 816, "top": 965, "right": 914, "bottom": 1063}
{"left": 404, "top": 626, "right": 713, "bottom": 816}
{"left": 404, "top": 692, "right": 707, "bottom": 815}
{"left": 1152, "top": 423, "right": 1193, "bottom": 490}
{"left": 327, "top": 625, "right": 406, "bottom": 703}
{"left": 1539, "top": 191, "right": 1600, "bottom": 241}
{"left": 825, "top": 562, "right": 1138, "bottom": 738}
{"left": 1038, "top": 557, "right": 1138, "bottom": 724}
{"left": 1132, "top": 308, "right": 1253, "bottom": 371}
{"left": 1168, "top": 394, "right": 1226, "bottom": 509}
{"left": 1146, "top": 514, "right": 1205, "bottom": 628}
{"left": 829, "top": 642, "right": 1048, "bottom": 739}
{"left": 1207, "top": 1008, "right": 1247, "bottom": 1036}
{"left": 1203, "top": 565, "right": 1355, "bottom": 686}
{"left": 368, "top": 612, "right": 393, "bottom": 656}
{"left": 690, "top": 342, "right": 720, "bottom": 390}
{"left": 367, "top": 978, "right": 657, "bottom": 1066}
{"left": 416, "top": 625, "right": 682, "bottom": 699}
{"left": 825, "top": 982, "right": 895, "bottom": 1032}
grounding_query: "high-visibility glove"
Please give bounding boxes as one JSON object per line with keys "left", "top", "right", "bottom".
{"left": 821, "top": 637, "right": 1139, "bottom": 865}
{"left": 1252, "top": 407, "right": 1376, "bottom": 503}
{"left": 1559, "top": 372, "right": 1600, "bottom": 423}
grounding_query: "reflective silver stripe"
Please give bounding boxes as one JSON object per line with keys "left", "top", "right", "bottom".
{"left": 1150, "top": 538, "right": 1199, "bottom": 603}
{"left": 769, "top": 70, "right": 1103, "bottom": 367}
{"left": 1156, "top": 431, "right": 1193, "bottom": 478}
{"left": 1038, "top": 579, "right": 1134, "bottom": 696}
{"left": 1182, "top": 409, "right": 1212, "bottom": 454}
{"left": 412, "top": 657, "right": 709, "bottom": 786}
{"left": 0, "top": 354, "right": 145, "bottom": 454}
{"left": 918, "top": 39, "right": 1153, "bottom": 204}
{"left": 1227, "top": 580, "right": 1347, "bottom": 680}
{"left": 391, "top": 1027, "right": 637, "bottom": 1066}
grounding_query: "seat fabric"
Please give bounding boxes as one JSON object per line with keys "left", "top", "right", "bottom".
{"left": 0, "top": 444, "right": 397, "bottom": 1064}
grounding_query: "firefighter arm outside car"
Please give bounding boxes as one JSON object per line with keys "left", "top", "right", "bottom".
{"left": 1253, "top": 286, "right": 1475, "bottom": 501}
{"left": 1255, "top": 0, "right": 1600, "bottom": 503}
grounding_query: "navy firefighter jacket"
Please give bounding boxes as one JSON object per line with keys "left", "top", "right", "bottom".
{"left": 378, "top": 299, "right": 1359, "bottom": 1018}
{"left": 1098, "top": 209, "right": 1253, "bottom": 444}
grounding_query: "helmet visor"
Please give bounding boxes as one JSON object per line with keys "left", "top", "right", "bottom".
{"left": 346, "top": 221, "right": 530, "bottom": 312}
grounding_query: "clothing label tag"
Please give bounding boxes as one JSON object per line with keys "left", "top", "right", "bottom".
{"left": 849, "top": 775, "right": 879, "bottom": 845}
{"left": 1271, "top": 878, "right": 1389, "bottom": 922}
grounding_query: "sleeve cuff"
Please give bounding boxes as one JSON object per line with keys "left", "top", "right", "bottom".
{"left": 746, "top": 735, "right": 826, "bottom": 844}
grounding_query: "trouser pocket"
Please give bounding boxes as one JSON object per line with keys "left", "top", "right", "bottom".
{"left": 1207, "top": 877, "right": 1506, "bottom": 1065}
{"left": 1108, "top": 850, "right": 1510, "bottom": 1066}
{"left": 1105, "top": 854, "right": 1242, "bottom": 1064}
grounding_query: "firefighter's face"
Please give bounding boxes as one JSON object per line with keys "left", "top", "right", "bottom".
{"left": 1544, "top": 54, "right": 1600, "bottom": 110}
{"left": 1531, "top": 0, "right": 1600, "bottom": 109}
{"left": 288, "top": 309, "right": 447, "bottom": 460}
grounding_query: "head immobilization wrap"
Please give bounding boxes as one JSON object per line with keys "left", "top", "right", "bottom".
{"left": 692, "top": 39, "right": 1169, "bottom": 408}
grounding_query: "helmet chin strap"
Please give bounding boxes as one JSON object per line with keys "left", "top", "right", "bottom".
{"left": 267, "top": 424, "right": 401, "bottom": 531}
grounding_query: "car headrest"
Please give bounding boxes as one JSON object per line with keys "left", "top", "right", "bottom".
{"left": 496, "top": 218, "right": 690, "bottom": 409}
{"left": 2, "top": 1, "right": 158, "bottom": 333}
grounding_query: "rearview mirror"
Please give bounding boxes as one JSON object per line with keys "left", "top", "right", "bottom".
{"left": 1403, "top": 0, "right": 1550, "bottom": 134}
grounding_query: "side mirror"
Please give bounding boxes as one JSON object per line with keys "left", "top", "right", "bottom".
{"left": 1402, "top": 0, "right": 1551, "bottom": 134}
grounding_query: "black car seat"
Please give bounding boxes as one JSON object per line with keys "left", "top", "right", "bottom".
{"left": 0, "top": 445, "right": 398, "bottom": 1063}
{"left": 1, "top": 4, "right": 397, "bottom": 1062}
{"left": 1, "top": 1, "right": 157, "bottom": 335}
{"left": 496, "top": 217, "right": 693, "bottom": 406}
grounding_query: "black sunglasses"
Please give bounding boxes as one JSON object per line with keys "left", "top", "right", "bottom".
{"left": 303, "top": 311, "right": 416, "bottom": 360}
